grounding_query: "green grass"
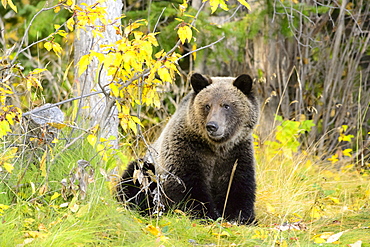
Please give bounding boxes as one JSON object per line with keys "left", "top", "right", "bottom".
{"left": 1, "top": 130, "right": 369, "bottom": 246}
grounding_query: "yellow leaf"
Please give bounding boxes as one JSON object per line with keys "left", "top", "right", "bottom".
{"left": 146, "top": 33, "right": 158, "bottom": 46}
{"left": 51, "top": 137, "right": 59, "bottom": 144}
{"left": 0, "top": 120, "right": 11, "bottom": 138}
{"left": 52, "top": 42, "right": 63, "bottom": 57}
{"left": 326, "top": 196, "right": 340, "bottom": 204}
{"left": 7, "top": 0, "right": 17, "bottom": 13}
{"left": 57, "top": 30, "right": 67, "bottom": 37}
{"left": 27, "top": 76, "right": 43, "bottom": 89}
{"left": 343, "top": 148, "right": 352, "bottom": 157}
{"left": 3, "top": 163, "right": 14, "bottom": 173}
{"left": 237, "top": 0, "right": 251, "bottom": 10}
{"left": 155, "top": 50, "right": 166, "bottom": 59}
{"left": 66, "top": 0, "right": 75, "bottom": 7}
{"left": 328, "top": 154, "right": 339, "bottom": 164}
{"left": 110, "top": 83, "right": 120, "bottom": 97}
{"left": 47, "top": 122, "right": 66, "bottom": 129}
{"left": 179, "top": 0, "right": 188, "bottom": 14}
{"left": 5, "top": 112, "right": 14, "bottom": 125}
{"left": 0, "top": 204, "right": 10, "bottom": 210}
{"left": 131, "top": 116, "right": 143, "bottom": 127}
{"left": 128, "top": 118, "right": 138, "bottom": 135}
{"left": 66, "top": 17, "right": 75, "bottom": 31}
{"left": 314, "top": 237, "right": 326, "bottom": 244}
{"left": 87, "top": 134, "right": 97, "bottom": 146}
{"left": 54, "top": 6, "right": 60, "bottom": 13}
{"left": 310, "top": 206, "right": 321, "bottom": 219}
{"left": 144, "top": 225, "right": 161, "bottom": 236}
{"left": 51, "top": 192, "right": 60, "bottom": 201}
{"left": 90, "top": 124, "right": 100, "bottom": 134}
{"left": 192, "top": 44, "right": 197, "bottom": 60}
{"left": 209, "top": 0, "right": 229, "bottom": 13}
{"left": 77, "top": 54, "right": 91, "bottom": 76}
{"left": 124, "top": 21, "right": 144, "bottom": 36}
{"left": 90, "top": 51, "right": 105, "bottom": 64}
{"left": 40, "top": 151, "right": 47, "bottom": 177}
{"left": 178, "top": 25, "right": 192, "bottom": 44}
{"left": 158, "top": 67, "right": 172, "bottom": 83}
{"left": 174, "top": 209, "right": 186, "bottom": 216}
{"left": 44, "top": 42, "right": 52, "bottom": 51}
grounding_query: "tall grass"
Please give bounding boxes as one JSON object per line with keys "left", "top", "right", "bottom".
{"left": 1, "top": 119, "right": 369, "bottom": 246}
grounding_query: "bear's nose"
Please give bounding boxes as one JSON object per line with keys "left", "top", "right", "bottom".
{"left": 206, "top": 121, "right": 219, "bottom": 133}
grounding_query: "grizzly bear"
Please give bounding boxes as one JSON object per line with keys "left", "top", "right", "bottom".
{"left": 116, "top": 73, "right": 259, "bottom": 224}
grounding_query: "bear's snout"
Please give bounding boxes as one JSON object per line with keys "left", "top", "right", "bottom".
{"left": 206, "top": 121, "right": 219, "bottom": 133}
{"left": 206, "top": 121, "right": 225, "bottom": 141}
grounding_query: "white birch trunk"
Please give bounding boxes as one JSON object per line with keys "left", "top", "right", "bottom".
{"left": 74, "top": 0, "right": 122, "bottom": 147}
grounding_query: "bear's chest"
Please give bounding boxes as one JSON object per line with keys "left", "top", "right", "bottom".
{"left": 201, "top": 153, "right": 235, "bottom": 189}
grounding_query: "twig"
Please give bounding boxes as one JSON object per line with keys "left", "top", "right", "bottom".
{"left": 218, "top": 159, "right": 238, "bottom": 246}
{"left": 51, "top": 130, "right": 90, "bottom": 162}
{"left": 176, "top": 36, "right": 225, "bottom": 61}
{"left": 221, "top": 159, "right": 238, "bottom": 219}
{"left": 22, "top": 1, "right": 216, "bottom": 118}
{"left": 152, "top": 7, "right": 166, "bottom": 33}
{"left": 220, "top": 4, "right": 243, "bottom": 24}
{"left": 22, "top": 90, "right": 103, "bottom": 116}
{"left": 10, "top": 3, "right": 62, "bottom": 66}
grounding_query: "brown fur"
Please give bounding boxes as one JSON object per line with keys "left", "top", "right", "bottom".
{"left": 117, "top": 73, "right": 259, "bottom": 224}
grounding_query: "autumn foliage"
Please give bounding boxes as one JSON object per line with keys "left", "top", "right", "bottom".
{"left": 0, "top": 0, "right": 369, "bottom": 246}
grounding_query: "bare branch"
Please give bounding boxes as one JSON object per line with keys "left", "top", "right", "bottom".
{"left": 10, "top": 3, "right": 62, "bottom": 66}
{"left": 176, "top": 36, "right": 226, "bottom": 61}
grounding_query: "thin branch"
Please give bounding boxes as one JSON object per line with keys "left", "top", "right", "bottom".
{"left": 10, "top": 4, "right": 62, "bottom": 66}
{"left": 176, "top": 36, "right": 225, "bottom": 61}
{"left": 22, "top": 90, "right": 103, "bottom": 116}
{"left": 152, "top": 7, "right": 166, "bottom": 33}
{"left": 22, "top": 1, "right": 215, "bottom": 117}
{"left": 220, "top": 4, "right": 243, "bottom": 25}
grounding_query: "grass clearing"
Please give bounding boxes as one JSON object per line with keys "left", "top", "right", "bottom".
{"left": 1, "top": 122, "right": 369, "bottom": 246}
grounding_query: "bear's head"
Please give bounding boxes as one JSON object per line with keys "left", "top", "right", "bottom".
{"left": 188, "top": 73, "right": 259, "bottom": 146}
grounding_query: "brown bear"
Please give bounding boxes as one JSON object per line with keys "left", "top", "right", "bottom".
{"left": 116, "top": 73, "right": 259, "bottom": 224}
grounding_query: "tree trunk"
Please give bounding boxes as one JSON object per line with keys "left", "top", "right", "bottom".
{"left": 74, "top": 0, "right": 122, "bottom": 147}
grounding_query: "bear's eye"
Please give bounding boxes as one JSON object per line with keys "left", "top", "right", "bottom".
{"left": 223, "top": 104, "right": 230, "bottom": 110}
{"left": 205, "top": 104, "right": 211, "bottom": 111}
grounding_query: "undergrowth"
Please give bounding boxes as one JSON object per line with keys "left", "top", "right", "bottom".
{"left": 0, "top": 118, "right": 369, "bottom": 246}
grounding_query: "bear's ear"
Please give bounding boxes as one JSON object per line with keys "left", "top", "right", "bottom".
{"left": 233, "top": 74, "right": 253, "bottom": 95}
{"left": 190, "top": 73, "right": 210, "bottom": 93}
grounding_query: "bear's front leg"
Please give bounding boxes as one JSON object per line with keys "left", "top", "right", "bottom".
{"left": 222, "top": 159, "right": 256, "bottom": 225}
{"left": 162, "top": 164, "right": 219, "bottom": 220}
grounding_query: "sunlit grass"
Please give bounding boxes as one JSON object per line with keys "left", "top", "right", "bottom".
{"left": 0, "top": 121, "right": 369, "bottom": 246}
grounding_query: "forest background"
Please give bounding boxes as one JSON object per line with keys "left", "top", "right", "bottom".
{"left": 0, "top": 0, "right": 369, "bottom": 246}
